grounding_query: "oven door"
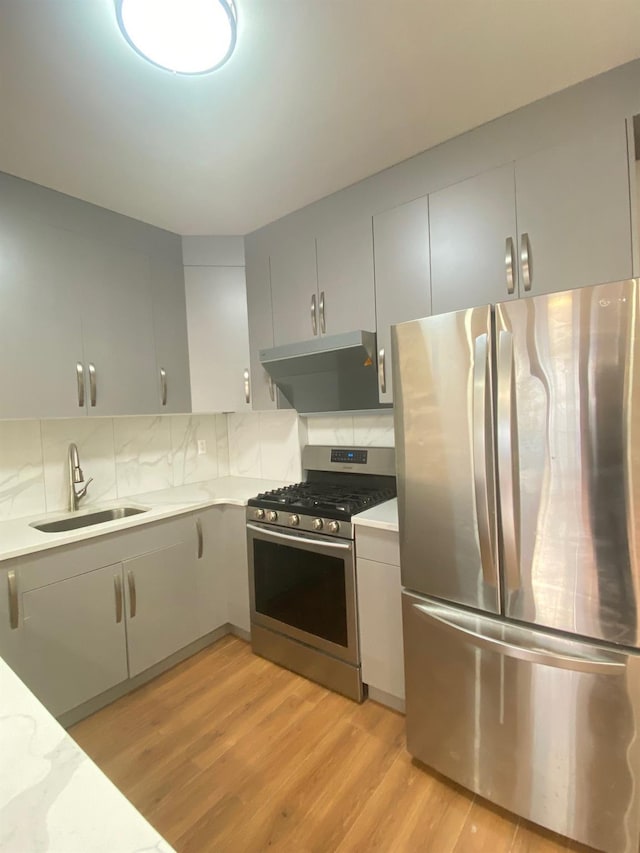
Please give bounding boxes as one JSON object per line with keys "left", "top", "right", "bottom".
{"left": 247, "top": 522, "right": 359, "bottom": 666}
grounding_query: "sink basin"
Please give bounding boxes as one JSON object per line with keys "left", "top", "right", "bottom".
{"left": 31, "top": 507, "right": 148, "bottom": 533}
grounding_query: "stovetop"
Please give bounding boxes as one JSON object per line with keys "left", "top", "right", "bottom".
{"left": 248, "top": 481, "right": 396, "bottom": 522}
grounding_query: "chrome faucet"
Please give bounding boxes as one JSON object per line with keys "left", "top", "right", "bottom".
{"left": 68, "top": 443, "right": 93, "bottom": 511}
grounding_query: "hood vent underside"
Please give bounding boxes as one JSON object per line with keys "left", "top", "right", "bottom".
{"left": 259, "top": 330, "right": 391, "bottom": 414}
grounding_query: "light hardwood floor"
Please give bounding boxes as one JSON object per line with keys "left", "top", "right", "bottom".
{"left": 70, "top": 636, "right": 596, "bottom": 852}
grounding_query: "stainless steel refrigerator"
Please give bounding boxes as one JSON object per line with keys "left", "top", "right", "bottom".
{"left": 392, "top": 278, "right": 640, "bottom": 853}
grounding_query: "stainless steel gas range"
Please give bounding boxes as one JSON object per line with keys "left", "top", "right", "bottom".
{"left": 246, "top": 445, "right": 396, "bottom": 702}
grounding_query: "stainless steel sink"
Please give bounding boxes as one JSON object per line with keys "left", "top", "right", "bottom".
{"left": 31, "top": 507, "right": 148, "bottom": 533}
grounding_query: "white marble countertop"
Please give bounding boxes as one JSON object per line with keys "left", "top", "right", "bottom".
{"left": 0, "top": 477, "right": 288, "bottom": 563}
{"left": 0, "top": 656, "right": 174, "bottom": 853}
{"left": 352, "top": 498, "right": 399, "bottom": 532}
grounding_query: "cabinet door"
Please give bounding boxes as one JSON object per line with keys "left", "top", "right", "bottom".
{"left": 373, "top": 197, "right": 431, "bottom": 402}
{"left": 81, "top": 239, "right": 158, "bottom": 416}
{"left": 0, "top": 214, "right": 87, "bottom": 419}
{"left": 515, "top": 122, "right": 633, "bottom": 297}
{"left": 151, "top": 258, "right": 192, "bottom": 413}
{"left": 195, "top": 510, "right": 228, "bottom": 635}
{"left": 245, "top": 240, "right": 277, "bottom": 410}
{"left": 270, "top": 235, "right": 318, "bottom": 346}
{"left": 430, "top": 163, "right": 518, "bottom": 315}
{"left": 316, "top": 216, "right": 376, "bottom": 336}
{"left": 185, "top": 265, "right": 251, "bottom": 413}
{"left": 124, "top": 538, "right": 200, "bottom": 677}
{"left": 0, "top": 564, "right": 128, "bottom": 717}
{"left": 222, "top": 505, "right": 250, "bottom": 633}
{"left": 356, "top": 557, "right": 405, "bottom": 701}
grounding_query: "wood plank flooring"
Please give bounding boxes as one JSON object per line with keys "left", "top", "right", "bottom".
{"left": 70, "top": 636, "right": 596, "bottom": 852}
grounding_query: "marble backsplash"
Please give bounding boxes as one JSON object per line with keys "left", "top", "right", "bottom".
{"left": 0, "top": 414, "right": 229, "bottom": 523}
{"left": 0, "top": 410, "right": 395, "bottom": 522}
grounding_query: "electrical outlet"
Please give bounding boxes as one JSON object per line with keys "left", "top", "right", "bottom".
{"left": 197, "top": 439, "right": 207, "bottom": 455}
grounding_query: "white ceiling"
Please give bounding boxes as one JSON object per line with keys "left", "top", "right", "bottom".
{"left": 1, "top": 0, "right": 639, "bottom": 236}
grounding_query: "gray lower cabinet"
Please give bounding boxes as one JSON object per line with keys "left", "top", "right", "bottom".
{"left": 356, "top": 527, "right": 404, "bottom": 707}
{"left": 373, "top": 197, "right": 431, "bottom": 403}
{"left": 0, "top": 563, "right": 129, "bottom": 717}
{"left": 430, "top": 163, "right": 518, "bottom": 315}
{"left": 0, "top": 512, "right": 227, "bottom": 718}
{"left": 124, "top": 539, "right": 200, "bottom": 677}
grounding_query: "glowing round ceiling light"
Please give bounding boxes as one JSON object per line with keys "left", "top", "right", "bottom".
{"left": 116, "top": 0, "right": 237, "bottom": 75}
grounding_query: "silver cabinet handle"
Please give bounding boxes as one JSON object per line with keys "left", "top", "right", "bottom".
{"left": 196, "top": 518, "right": 204, "bottom": 559}
{"left": 310, "top": 293, "right": 318, "bottom": 336}
{"left": 76, "top": 362, "right": 85, "bottom": 408}
{"left": 268, "top": 374, "right": 275, "bottom": 402}
{"left": 520, "top": 232, "right": 532, "bottom": 291}
{"left": 413, "top": 602, "right": 626, "bottom": 675}
{"left": 243, "top": 368, "right": 251, "bottom": 404}
{"left": 127, "top": 569, "right": 137, "bottom": 618}
{"left": 378, "top": 347, "right": 386, "bottom": 394}
{"left": 505, "top": 237, "right": 516, "bottom": 295}
{"left": 88, "top": 363, "right": 97, "bottom": 407}
{"left": 496, "top": 330, "right": 520, "bottom": 592}
{"left": 114, "top": 574, "right": 123, "bottom": 623}
{"left": 8, "top": 570, "right": 18, "bottom": 630}
{"left": 160, "top": 367, "right": 167, "bottom": 407}
{"left": 319, "top": 290, "right": 326, "bottom": 334}
{"left": 472, "top": 334, "right": 497, "bottom": 587}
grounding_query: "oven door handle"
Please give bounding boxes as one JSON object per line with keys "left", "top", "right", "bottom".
{"left": 246, "top": 523, "right": 352, "bottom": 551}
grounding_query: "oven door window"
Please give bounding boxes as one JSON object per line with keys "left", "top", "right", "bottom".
{"left": 253, "top": 538, "right": 348, "bottom": 647}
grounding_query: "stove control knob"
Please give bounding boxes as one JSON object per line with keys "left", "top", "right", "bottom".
{"left": 313, "top": 518, "right": 324, "bottom": 530}
{"left": 328, "top": 521, "right": 340, "bottom": 534}
{"left": 267, "top": 510, "right": 278, "bottom": 522}
{"left": 289, "top": 514, "right": 300, "bottom": 526}
{"left": 255, "top": 509, "right": 265, "bottom": 520}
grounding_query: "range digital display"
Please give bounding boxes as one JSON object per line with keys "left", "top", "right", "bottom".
{"left": 331, "top": 449, "right": 367, "bottom": 464}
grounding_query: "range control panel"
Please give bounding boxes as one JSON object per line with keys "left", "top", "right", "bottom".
{"left": 330, "top": 448, "right": 368, "bottom": 464}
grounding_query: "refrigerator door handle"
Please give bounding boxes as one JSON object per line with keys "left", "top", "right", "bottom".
{"left": 497, "top": 329, "right": 520, "bottom": 591}
{"left": 413, "top": 602, "right": 626, "bottom": 675}
{"left": 472, "top": 334, "right": 496, "bottom": 585}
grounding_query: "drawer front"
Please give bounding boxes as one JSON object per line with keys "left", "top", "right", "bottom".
{"left": 355, "top": 526, "right": 399, "bottom": 566}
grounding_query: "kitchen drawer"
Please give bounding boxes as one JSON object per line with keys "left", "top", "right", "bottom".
{"left": 355, "top": 527, "right": 400, "bottom": 566}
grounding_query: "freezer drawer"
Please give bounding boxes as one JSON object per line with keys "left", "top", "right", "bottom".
{"left": 402, "top": 591, "right": 640, "bottom": 853}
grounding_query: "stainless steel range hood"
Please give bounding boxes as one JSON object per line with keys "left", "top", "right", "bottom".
{"left": 259, "top": 331, "right": 391, "bottom": 414}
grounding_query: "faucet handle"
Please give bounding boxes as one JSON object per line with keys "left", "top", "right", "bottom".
{"left": 77, "top": 477, "right": 93, "bottom": 499}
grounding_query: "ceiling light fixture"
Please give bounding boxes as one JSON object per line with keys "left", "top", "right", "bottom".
{"left": 115, "top": 0, "right": 237, "bottom": 75}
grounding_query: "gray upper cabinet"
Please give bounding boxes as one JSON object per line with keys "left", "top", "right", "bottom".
{"left": 150, "top": 258, "right": 192, "bottom": 414}
{"left": 0, "top": 214, "right": 87, "bottom": 419}
{"left": 373, "top": 197, "right": 431, "bottom": 403}
{"left": 244, "top": 240, "right": 277, "bottom": 410}
{"left": 430, "top": 163, "right": 518, "bottom": 315}
{"left": 81, "top": 239, "right": 158, "bottom": 416}
{"left": 514, "top": 122, "right": 633, "bottom": 297}
{"left": 315, "top": 216, "right": 376, "bottom": 336}
{"left": 270, "top": 235, "right": 318, "bottom": 346}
